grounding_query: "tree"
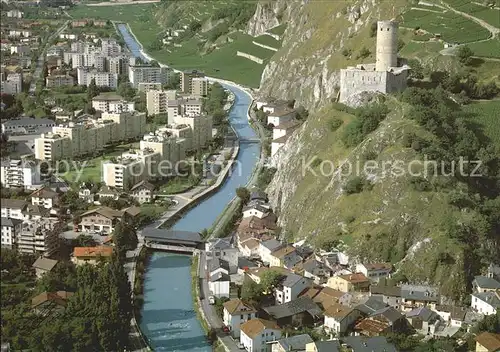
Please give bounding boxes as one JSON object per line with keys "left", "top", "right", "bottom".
{"left": 407, "top": 58, "right": 424, "bottom": 80}
{"left": 260, "top": 270, "right": 284, "bottom": 293}
{"left": 236, "top": 187, "right": 250, "bottom": 204}
{"left": 241, "top": 278, "right": 262, "bottom": 302}
{"left": 457, "top": 45, "right": 474, "bottom": 65}
{"left": 344, "top": 176, "right": 365, "bottom": 194}
{"left": 113, "top": 220, "right": 138, "bottom": 253}
{"left": 87, "top": 78, "right": 99, "bottom": 100}
{"left": 74, "top": 234, "right": 97, "bottom": 247}
{"left": 117, "top": 81, "right": 136, "bottom": 100}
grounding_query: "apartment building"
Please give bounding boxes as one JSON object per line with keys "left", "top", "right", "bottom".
{"left": 1, "top": 199, "right": 28, "bottom": 220}
{"left": 1, "top": 72, "right": 22, "bottom": 95}
{"left": 146, "top": 89, "right": 177, "bottom": 115}
{"left": 17, "top": 218, "right": 59, "bottom": 256}
{"left": 129, "top": 65, "right": 171, "bottom": 88}
{"left": 108, "top": 55, "right": 130, "bottom": 75}
{"left": 77, "top": 67, "right": 118, "bottom": 88}
{"left": 172, "top": 114, "right": 213, "bottom": 151}
{"left": 45, "top": 75, "right": 74, "bottom": 88}
{"left": 167, "top": 98, "right": 203, "bottom": 124}
{"left": 180, "top": 70, "right": 207, "bottom": 96}
{"left": 92, "top": 94, "right": 135, "bottom": 113}
{"left": 1, "top": 218, "right": 22, "bottom": 249}
{"left": 34, "top": 112, "right": 146, "bottom": 161}
{"left": 101, "top": 148, "right": 161, "bottom": 190}
{"left": 101, "top": 38, "right": 121, "bottom": 56}
{"left": 138, "top": 82, "right": 162, "bottom": 92}
{"left": 0, "top": 159, "right": 41, "bottom": 189}
{"left": 140, "top": 129, "right": 187, "bottom": 166}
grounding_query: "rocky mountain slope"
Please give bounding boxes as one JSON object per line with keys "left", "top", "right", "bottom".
{"left": 251, "top": 0, "right": 500, "bottom": 299}
{"left": 252, "top": 0, "right": 409, "bottom": 110}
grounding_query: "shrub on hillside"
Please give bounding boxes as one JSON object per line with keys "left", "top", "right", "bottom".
{"left": 328, "top": 117, "right": 343, "bottom": 131}
{"left": 344, "top": 176, "right": 367, "bottom": 194}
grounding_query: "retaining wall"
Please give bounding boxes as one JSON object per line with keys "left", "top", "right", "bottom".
{"left": 236, "top": 51, "right": 264, "bottom": 64}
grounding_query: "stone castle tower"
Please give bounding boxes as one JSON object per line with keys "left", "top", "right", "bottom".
{"left": 338, "top": 19, "right": 409, "bottom": 105}
{"left": 376, "top": 20, "right": 399, "bottom": 71}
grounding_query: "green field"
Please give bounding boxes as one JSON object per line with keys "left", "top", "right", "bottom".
{"left": 399, "top": 41, "right": 443, "bottom": 57}
{"left": 402, "top": 9, "right": 491, "bottom": 43}
{"left": 267, "top": 24, "right": 287, "bottom": 36}
{"left": 464, "top": 100, "right": 500, "bottom": 148}
{"left": 69, "top": 3, "right": 268, "bottom": 87}
{"left": 467, "top": 38, "right": 500, "bottom": 58}
{"left": 443, "top": 0, "right": 500, "bottom": 27}
{"left": 69, "top": 3, "right": 156, "bottom": 23}
{"left": 62, "top": 142, "right": 139, "bottom": 183}
{"left": 253, "top": 34, "right": 282, "bottom": 49}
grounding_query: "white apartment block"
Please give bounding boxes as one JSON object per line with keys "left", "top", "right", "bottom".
{"left": 140, "top": 129, "right": 187, "bottom": 166}
{"left": 10, "top": 45, "right": 30, "bottom": 56}
{"left": 146, "top": 89, "right": 177, "bottom": 115}
{"left": 17, "top": 219, "right": 59, "bottom": 256}
{"left": 77, "top": 67, "right": 118, "bottom": 88}
{"left": 1, "top": 218, "right": 22, "bottom": 249}
{"left": 129, "top": 65, "right": 171, "bottom": 88}
{"left": 1, "top": 199, "right": 27, "bottom": 220}
{"left": 34, "top": 112, "right": 146, "bottom": 161}
{"left": 92, "top": 94, "right": 135, "bottom": 113}
{"left": 1, "top": 159, "right": 41, "bottom": 189}
{"left": 46, "top": 75, "right": 74, "bottom": 88}
{"left": 138, "top": 82, "right": 162, "bottom": 92}
{"left": 101, "top": 149, "right": 161, "bottom": 190}
{"left": 1, "top": 72, "right": 22, "bottom": 95}
{"left": 171, "top": 114, "right": 213, "bottom": 151}
{"left": 167, "top": 99, "right": 203, "bottom": 124}
{"left": 101, "top": 38, "right": 122, "bottom": 56}
{"left": 180, "top": 70, "right": 208, "bottom": 96}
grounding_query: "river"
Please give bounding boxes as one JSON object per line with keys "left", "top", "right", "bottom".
{"left": 117, "top": 23, "right": 260, "bottom": 351}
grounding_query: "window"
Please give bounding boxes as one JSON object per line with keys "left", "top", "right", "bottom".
{"left": 241, "top": 315, "right": 243, "bottom": 319}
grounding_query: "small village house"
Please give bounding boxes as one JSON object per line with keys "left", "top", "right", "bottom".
{"left": 72, "top": 246, "right": 113, "bottom": 265}
{"left": 271, "top": 334, "right": 313, "bottom": 352}
{"left": 327, "top": 273, "right": 371, "bottom": 293}
{"left": 222, "top": 299, "right": 257, "bottom": 338}
{"left": 355, "top": 263, "right": 392, "bottom": 281}
{"left": 473, "top": 276, "right": 500, "bottom": 293}
{"left": 78, "top": 207, "right": 124, "bottom": 234}
{"left": 240, "top": 318, "right": 281, "bottom": 352}
{"left": 355, "top": 306, "right": 409, "bottom": 337}
{"left": 475, "top": 332, "right": 500, "bottom": 352}
{"left": 259, "top": 239, "right": 283, "bottom": 265}
{"left": 30, "top": 186, "right": 60, "bottom": 210}
{"left": 262, "top": 296, "right": 323, "bottom": 327}
{"left": 31, "top": 291, "right": 73, "bottom": 315}
{"left": 400, "top": 284, "right": 440, "bottom": 312}
{"left": 208, "top": 258, "right": 230, "bottom": 298}
{"left": 274, "top": 272, "right": 312, "bottom": 305}
{"left": 205, "top": 237, "right": 239, "bottom": 274}
{"left": 471, "top": 291, "right": 500, "bottom": 315}
{"left": 130, "top": 180, "right": 155, "bottom": 204}
{"left": 324, "top": 303, "right": 363, "bottom": 335}
{"left": 434, "top": 305, "right": 467, "bottom": 327}
{"left": 32, "top": 257, "right": 58, "bottom": 278}
{"left": 269, "top": 245, "right": 302, "bottom": 269}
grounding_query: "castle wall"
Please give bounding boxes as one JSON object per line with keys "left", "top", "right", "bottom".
{"left": 386, "top": 71, "right": 408, "bottom": 93}
{"left": 339, "top": 69, "right": 388, "bottom": 103}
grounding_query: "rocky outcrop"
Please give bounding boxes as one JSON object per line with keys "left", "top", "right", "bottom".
{"left": 256, "top": 0, "right": 390, "bottom": 111}
{"left": 246, "top": 1, "right": 283, "bottom": 36}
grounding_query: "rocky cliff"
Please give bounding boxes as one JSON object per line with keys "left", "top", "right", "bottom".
{"left": 256, "top": 0, "right": 409, "bottom": 110}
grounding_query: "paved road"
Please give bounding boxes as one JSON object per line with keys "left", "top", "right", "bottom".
{"left": 29, "top": 21, "right": 69, "bottom": 94}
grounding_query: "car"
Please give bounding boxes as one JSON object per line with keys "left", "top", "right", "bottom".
{"left": 208, "top": 296, "right": 215, "bottom": 305}
{"left": 222, "top": 326, "right": 230, "bottom": 333}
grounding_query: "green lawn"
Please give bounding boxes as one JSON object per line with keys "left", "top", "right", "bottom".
{"left": 467, "top": 38, "right": 500, "bottom": 58}
{"left": 402, "top": 9, "right": 491, "bottom": 43}
{"left": 464, "top": 100, "right": 500, "bottom": 149}
{"left": 139, "top": 203, "right": 169, "bottom": 218}
{"left": 62, "top": 142, "right": 139, "bottom": 183}
{"left": 158, "top": 176, "right": 198, "bottom": 194}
